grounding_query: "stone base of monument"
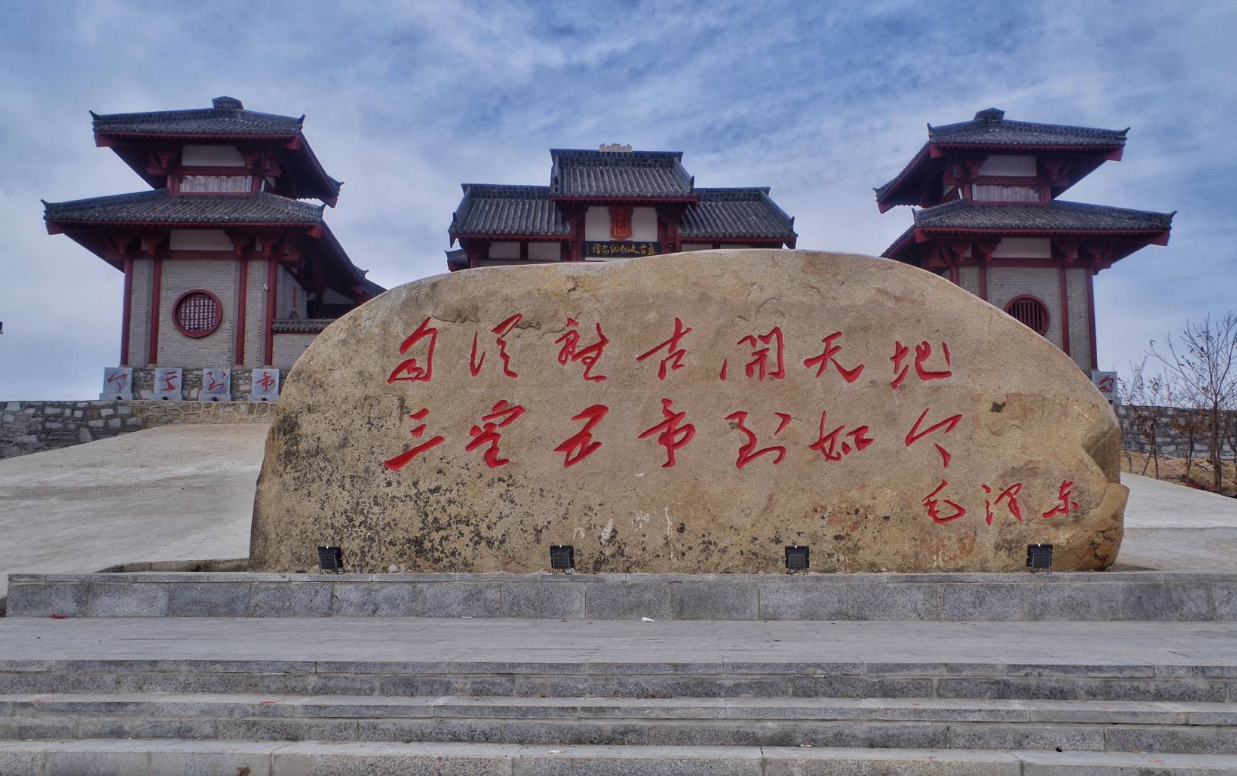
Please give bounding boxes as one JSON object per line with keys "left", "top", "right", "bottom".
{"left": 2, "top": 571, "right": 1237, "bottom": 772}
{"left": 8, "top": 571, "right": 1237, "bottom": 620}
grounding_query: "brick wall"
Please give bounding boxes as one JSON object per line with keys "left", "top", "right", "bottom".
{"left": 273, "top": 334, "right": 316, "bottom": 370}
{"left": 958, "top": 266, "right": 980, "bottom": 296}
{"left": 987, "top": 266, "right": 1063, "bottom": 351}
{"left": 157, "top": 259, "right": 239, "bottom": 366}
{"left": 245, "top": 259, "right": 268, "bottom": 366}
{"left": 127, "top": 258, "right": 153, "bottom": 368}
{"left": 1065, "top": 267, "right": 1092, "bottom": 372}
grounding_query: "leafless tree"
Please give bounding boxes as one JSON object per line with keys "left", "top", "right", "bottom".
{"left": 1149, "top": 312, "right": 1237, "bottom": 493}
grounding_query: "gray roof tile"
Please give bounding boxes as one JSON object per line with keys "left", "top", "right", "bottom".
{"left": 44, "top": 190, "right": 325, "bottom": 224}
{"left": 913, "top": 199, "right": 1173, "bottom": 231}
{"left": 679, "top": 188, "right": 797, "bottom": 240}
{"left": 451, "top": 185, "right": 571, "bottom": 236}
{"left": 550, "top": 149, "right": 693, "bottom": 197}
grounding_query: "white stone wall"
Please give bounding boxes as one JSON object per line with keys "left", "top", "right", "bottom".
{"left": 987, "top": 267, "right": 1063, "bottom": 351}
{"left": 273, "top": 333, "right": 317, "bottom": 370}
{"left": 976, "top": 155, "right": 1037, "bottom": 177}
{"left": 127, "top": 259, "right": 153, "bottom": 368}
{"left": 181, "top": 145, "right": 246, "bottom": 167}
{"left": 156, "top": 259, "right": 238, "bottom": 367}
{"left": 528, "top": 242, "right": 561, "bottom": 261}
{"left": 991, "top": 238, "right": 1051, "bottom": 258}
{"left": 488, "top": 242, "right": 521, "bottom": 259}
{"left": 1067, "top": 267, "right": 1092, "bottom": 371}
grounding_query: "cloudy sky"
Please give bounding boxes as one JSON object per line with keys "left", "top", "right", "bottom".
{"left": 0, "top": 0, "right": 1232, "bottom": 399}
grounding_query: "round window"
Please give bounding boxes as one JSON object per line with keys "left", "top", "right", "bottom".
{"left": 1005, "top": 295, "right": 1049, "bottom": 336}
{"left": 173, "top": 290, "right": 222, "bottom": 338}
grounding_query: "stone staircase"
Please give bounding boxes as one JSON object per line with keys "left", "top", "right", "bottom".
{"left": 2, "top": 572, "right": 1236, "bottom": 774}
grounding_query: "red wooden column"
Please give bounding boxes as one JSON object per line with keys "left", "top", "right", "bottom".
{"left": 147, "top": 258, "right": 162, "bottom": 366}
{"left": 264, "top": 258, "right": 278, "bottom": 366}
{"left": 119, "top": 257, "right": 133, "bottom": 366}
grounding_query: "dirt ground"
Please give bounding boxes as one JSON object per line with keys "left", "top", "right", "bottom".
{"left": 1122, "top": 449, "right": 1237, "bottom": 498}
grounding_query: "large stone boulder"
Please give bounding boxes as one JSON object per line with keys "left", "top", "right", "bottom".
{"left": 250, "top": 250, "right": 1125, "bottom": 574}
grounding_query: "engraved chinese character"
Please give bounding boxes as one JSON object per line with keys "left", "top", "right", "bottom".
{"left": 904, "top": 407, "right": 963, "bottom": 468}
{"left": 554, "top": 404, "right": 610, "bottom": 467}
{"left": 465, "top": 399, "right": 526, "bottom": 468}
{"left": 639, "top": 398, "right": 696, "bottom": 468}
{"left": 637, "top": 317, "right": 692, "bottom": 380}
{"left": 384, "top": 408, "right": 446, "bottom": 471}
{"left": 726, "top": 411, "right": 792, "bottom": 468}
{"left": 803, "top": 332, "right": 864, "bottom": 383}
{"left": 389, "top": 316, "right": 438, "bottom": 383}
{"left": 555, "top": 317, "right": 609, "bottom": 382}
{"left": 470, "top": 314, "right": 523, "bottom": 378}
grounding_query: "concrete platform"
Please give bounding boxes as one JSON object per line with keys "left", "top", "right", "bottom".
{"left": 0, "top": 424, "right": 266, "bottom": 602}
{"left": 1121, "top": 473, "right": 1237, "bottom": 571}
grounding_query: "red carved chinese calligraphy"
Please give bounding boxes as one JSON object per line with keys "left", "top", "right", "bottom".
{"left": 555, "top": 318, "right": 609, "bottom": 382}
{"left": 1041, "top": 480, "right": 1080, "bottom": 519}
{"left": 803, "top": 332, "right": 864, "bottom": 383}
{"left": 554, "top": 404, "right": 609, "bottom": 467}
{"left": 389, "top": 316, "right": 438, "bottom": 383}
{"left": 636, "top": 317, "right": 692, "bottom": 380}
{"left": 983, "top": 483, "right": 1025, "bottom": 525}
{"left": 922, "top": 480, "right": 966, "bottom": 523}
{"left": 470, "top": 314, "right": 523, "bottom": 378}
{"left": 726, "top": 411, "right": 792, "bottom": 468}
{"left": 905, "top": 407, "right": 963, "bottom": 468}
{"left": 205, "top": 371, "right": 227, "bottom": 393}
{"left": 465, "top": 399, "right": 526, "bottom": 468}
{"left": 808, "top": 411, "right": 874, "bottom": 461}
{"left": 256, "top": 372, "right": 276, "bottom": 391}
{"left": 639, "top": 398, "right": 696, "bottom": 468}
{"left": 384, "top": 408, "right": 446, "bottom": 471}
{"left": 728, "top": 327, "right": 785, "bottom": 381}
{"left": 891, "top": 340, "right": 953, "bottom": 388}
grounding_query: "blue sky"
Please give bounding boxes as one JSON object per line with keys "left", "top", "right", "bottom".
{"left": 1, "top": 0, "right": 1233, "bottom": 399}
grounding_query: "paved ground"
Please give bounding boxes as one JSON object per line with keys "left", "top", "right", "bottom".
{"left": 0, "top": 424, "right": 267, "bottom": 600}
{"left": 1120, "top": 473, "right": 1237, "bottom": 570}
{"left": 1, "top": 426, "right": 1234, "bottom": 606}
{"left": 0, "top": 618, "right": 1234, "bottom": 666}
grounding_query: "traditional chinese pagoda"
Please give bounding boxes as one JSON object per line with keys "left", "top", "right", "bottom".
{"left": 445, "top": 145, "right": 797, "bottom": 271}
{"left": 43, "top": 96, "right": 382, "bottom": 400}
{"left": 875, "top": 108, "right": 1173, "bottom": 373}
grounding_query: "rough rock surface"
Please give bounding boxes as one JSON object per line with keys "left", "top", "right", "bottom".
{"left": 250, "top": 250, "right": 1125, "bottom": 573}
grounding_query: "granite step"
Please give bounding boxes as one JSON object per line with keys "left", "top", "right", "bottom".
{"left": 3, "top": 694, "right": 1237, "bottom": 753}
{"left": 2, "top": 740, "right": 1237, "bottom": 775}
{"left": 2, "top": 658, "right": 1234, "bottom": 702}
{"left": 9, "top": 570, "right": 1237, "bottom": 621}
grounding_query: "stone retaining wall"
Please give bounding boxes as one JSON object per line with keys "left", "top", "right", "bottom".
{"left": 0, "top": 399, "right": 273, "bottom": 459}
{"left": 1118, "top": 404, "right": 1237, "bottom": 458}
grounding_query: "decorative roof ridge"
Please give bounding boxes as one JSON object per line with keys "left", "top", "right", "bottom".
{"left": 911, "top": 198, "right": 1174, "bottom": 223}
{"left": 92, "top": 106, "right": 304, "bottom": 132}
{"left": 459, "top": 183, "right": 553, "bottom": 197}
{"left": 549, "top": 149, "right": 685, "bottom": 162}
{"left": 693, "top": 187, "right": 773, "bottom": 199}
{"left": 929, "top": 116, "right": 1128, "bottom": 144}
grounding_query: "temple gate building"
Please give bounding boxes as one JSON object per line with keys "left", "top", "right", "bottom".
{"left": 875, "top": 108, "right": 1173, "bottom": 373}
{"left": 445, "top": 145, "right": 797, "bottom": 271}
{"left": 43, "top": 96, "right": 382, "bottom": 400}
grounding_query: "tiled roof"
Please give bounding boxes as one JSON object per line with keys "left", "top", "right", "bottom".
{"left": 445, "top": 248, "right": 469, "bottom": 271}
{"left": 450, "top": 185, "right": 571, "bottom": 236}
{"left": 875, "top": 109, "right": 1129, "bottom": 205}
{"left": 679, "top": 188, "right": 797, "bottom": 240}
{"left": 929, "top": 108, "right": 1129, "bottom": 147}
{"left": 92, "top": 96, "right": 303, "bottom": 136}
{"left": 883, "top": 200, "right": 1174, "bottom": 258}
{"left": 550, "top": 149, "right": 694, "bottom": 198}
{"left": 44, "top": 190, "right": 325, "bottom": 224}
{"left": 912, "top": 199, "right": 1173, "bottom": 231}
{"left": 271, "top": 319, "right": 335, "bottom": 334}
